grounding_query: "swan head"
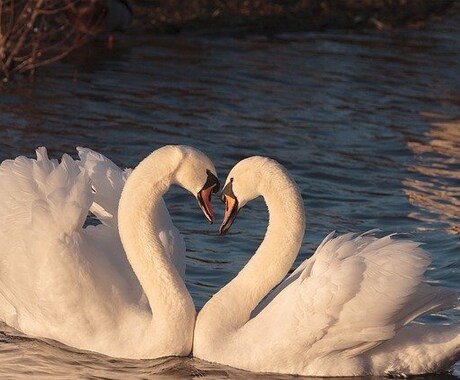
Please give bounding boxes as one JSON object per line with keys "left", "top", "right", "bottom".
{"left": 219, "top": 156, "right": 272, "bottom": 234}
{"left": 172, "top": 146, "right": 220, "bottom": 224}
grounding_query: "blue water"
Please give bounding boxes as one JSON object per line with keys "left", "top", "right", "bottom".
{"left": 0, "top": 6, "right": 459, "bottom": 379}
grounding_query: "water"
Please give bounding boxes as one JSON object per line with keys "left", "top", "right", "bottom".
{"left": 0, "top": 6, "right": 460, "bottom": 378}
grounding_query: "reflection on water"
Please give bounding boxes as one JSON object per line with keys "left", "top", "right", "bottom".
{"left": 2, "top": 324, "right": 460, "bottom": 380}
{"left": 1, "top": 324, "right": 459, "bottom": 380}
{"left": 404, "top": 116, "right": 460, "bottom": 235}
{"left": 0, "top": 5, "right": 460, "bottom": 379}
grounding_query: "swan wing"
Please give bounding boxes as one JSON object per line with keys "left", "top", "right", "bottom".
{"left": 77, "top": 147, "right": 131, "bottom": 227}
{"left": 77, "top": 147, "right": 186, "bottom": 277}
{"left": 0, "top": 148, "right": 144, "bottom": 338}
{"left": 250, "top": 232, "right": 458, "bottom": 359}
{"left": 0, "top": 148, "right": 91, "bottom": 327}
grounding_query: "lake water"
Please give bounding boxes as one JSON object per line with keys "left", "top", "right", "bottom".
{"left": 0, "top": 6, "right": 459, "bottom": 379}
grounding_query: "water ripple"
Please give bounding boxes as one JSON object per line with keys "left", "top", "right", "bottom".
{"left": 0, "top": 9, "right": 460, "bottom": 379}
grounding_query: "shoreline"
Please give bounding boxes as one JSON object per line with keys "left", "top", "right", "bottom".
{"left": 131, "top": 0, "right": 456, "bottom": 35}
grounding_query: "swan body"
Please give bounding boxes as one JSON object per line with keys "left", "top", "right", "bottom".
{"left": 194, "top": 156, "right": 460, "bottom": 376}
{"left": 0, "top": 145, "right": 218, "bottom": 359}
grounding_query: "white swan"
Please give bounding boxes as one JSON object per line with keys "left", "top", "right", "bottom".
{"left": 0, "top": 145, "right": 219, "bottom": 359}
{"left": 194, "top": 156, "right": 460, "bottom": 377}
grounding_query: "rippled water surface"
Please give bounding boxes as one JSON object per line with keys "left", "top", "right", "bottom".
{"left": 0, "top": 7, "right": 460, "bottom": 379}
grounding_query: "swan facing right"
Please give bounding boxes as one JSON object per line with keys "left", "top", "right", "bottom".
{"left": 194, "top": 156, "right": 460, "bottom": 377}
{"left": 0, "top": 145, "right": 219, "bottom": 359}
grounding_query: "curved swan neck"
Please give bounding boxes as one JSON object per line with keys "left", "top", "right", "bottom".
{"left": 201, "top": 163, "right": 306, "bottom": 331}
{"left": 118, "top": 149, "right": 194, "bottom": 331}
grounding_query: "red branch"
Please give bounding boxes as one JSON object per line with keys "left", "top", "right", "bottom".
{"left": 0, "top": 0, "right": 102, "bottom": 79}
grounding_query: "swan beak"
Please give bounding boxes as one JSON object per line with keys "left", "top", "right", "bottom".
{"left": 198, "top": 186, "right": 216, "bottom": 224}
{"left": 220, "top": 195, "right": 239, "bottom": 235}
{"left": 197, "top": 171, "right": 220, "bottom": 224}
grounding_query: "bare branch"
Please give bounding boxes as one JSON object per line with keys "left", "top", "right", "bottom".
{"left": 1, "top": 0, "right": 106, "bottom": 78}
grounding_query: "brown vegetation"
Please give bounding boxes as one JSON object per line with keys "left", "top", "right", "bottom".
{"left": 0, "top": 0, "right": 107, "bottom": 80}
{"left": 132, "top": 0, "right": 455, "bottom": 34}
{"left": 0, "top": 0, "right": 456, "bottom": 79}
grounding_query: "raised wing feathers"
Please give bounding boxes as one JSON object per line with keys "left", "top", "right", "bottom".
{"left": 253, "top": 232, "right": 457, "bottom": 360}
{"left": 0, "top": 148, "right": 94, "bottom": 327}
{"left": 0, "top": 147, "right": 92, "bottom": 236}
{"left": 77, "top": 147, "right": 186, "bottom": 276}
{"left": 77, "top": 147, "right": 131, "bottom": 227}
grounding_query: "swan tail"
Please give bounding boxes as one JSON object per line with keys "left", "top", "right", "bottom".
{"left": 368, "top": 324, "right": 460, "bottom": 375}
{"left": 396, "top": 283, "right": 458, "bottom": 328}
{"left": 77, "top": 147, "right": 131, "bottom": 227}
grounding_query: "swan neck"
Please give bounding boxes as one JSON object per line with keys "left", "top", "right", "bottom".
{"left": 201, "top": 168, "right": 305, "bottom": 332}
{"left": 118, "top": 152, "right": 194, "bottom": 335}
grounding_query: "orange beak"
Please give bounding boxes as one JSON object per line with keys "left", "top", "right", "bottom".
{"left": 197, "top": 184, "right": 218, "bottom": 224}
{"left": 219, "top": 194, "right": 239, "bottom": 235}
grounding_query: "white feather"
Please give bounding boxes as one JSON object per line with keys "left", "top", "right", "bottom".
{"left": 194, "top": 156, "right": 460, "bottom": 377}
{"left": 0, "top": 146, "right": 213, "bottom": 358}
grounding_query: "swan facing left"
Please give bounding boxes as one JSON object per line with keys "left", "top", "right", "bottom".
{"left": 0, "top": 145, "right": 219, "bottom": 359}
{"left": 194, "top": 156, "right": 460, "bottom": 377}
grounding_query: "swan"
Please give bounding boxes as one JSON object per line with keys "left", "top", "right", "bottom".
{"left": 194, "top": 156, "right": 460, "bottom": 377}
{"left": 0, "top": 145, "right": 219, "bottom": 359}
